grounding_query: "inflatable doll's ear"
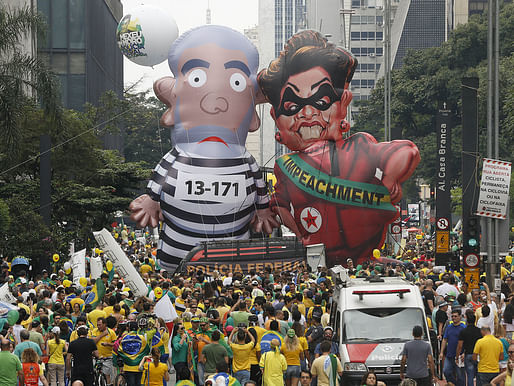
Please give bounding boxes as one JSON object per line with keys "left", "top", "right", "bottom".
{"left": 153, "top": 77, "right": 177, "bottom": 127}
{"left": 249, "top": 109, "right": 261, "bottom": 133}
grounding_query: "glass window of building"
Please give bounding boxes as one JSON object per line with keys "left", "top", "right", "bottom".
{"left": 52, "top": 0, "right": 68, "bottom": 49}
{"left": 69, "top": 0, "right": 85, "bottom": 49}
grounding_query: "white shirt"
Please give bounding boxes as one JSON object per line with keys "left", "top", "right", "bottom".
{"left": 436, "top": 283, "right": 458, "bottom": 298}
{"left": 477, "top": 302, "right": 497, "bottom": 335}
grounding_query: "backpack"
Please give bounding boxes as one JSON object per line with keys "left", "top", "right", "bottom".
{"left": 312, "top": 305, "right": 323, "bottom": 319}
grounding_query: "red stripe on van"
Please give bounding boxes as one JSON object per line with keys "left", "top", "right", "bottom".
{"left": 346, "top": 344, "right": 378, "bottom": 363}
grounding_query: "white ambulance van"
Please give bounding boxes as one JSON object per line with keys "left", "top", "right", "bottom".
{"left": 329, "top": 266, "right": 431, "bottom": 385}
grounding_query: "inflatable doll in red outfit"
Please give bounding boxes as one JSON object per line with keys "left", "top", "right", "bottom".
{"left": 258, "top": 30, "right": 420, "bottom": 267}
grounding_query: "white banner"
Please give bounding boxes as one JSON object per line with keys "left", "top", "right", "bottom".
{"left": 93, "top": 228, "right": 148, "bottom": 297}
{"left": 154, "top": 294, "right": 178, "bottom": 322}
{"left": 90, "top": 256, "right": 103, "bottom": 280}
{"left": 477, "top": 158, "right": 512, "bottom": 219}
{"left": 70, "top": 249, "right": 86, "bottom": 287}
{"left": 0, "top": 283, "right": 16, "bottom": 304}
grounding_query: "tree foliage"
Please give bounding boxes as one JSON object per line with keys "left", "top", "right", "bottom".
{"left": 0, "top": 99, "right": 156, "bottom": 262}
{"left": 0, "top": 6, "right": 168, "bottom": 263}
{"left": 353, "top": 4, "right": 514, "bottom": 220}
{"left": 0, "top": 5, "right": 62, "bottom": 153}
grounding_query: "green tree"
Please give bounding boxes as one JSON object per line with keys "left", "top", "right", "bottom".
{"left": 353, "top": 3, "right": 514, "bottom": 210}
{"left": 0, "top": 104, "right": 152, "bottom": 259}
{"left": 86, "top": 90, "right": 170, "bottom": 165}
{"left": 0, "top": 4, "right": 61, "bottom": 153}
{"left": 0, "top": 198, "right": 9, "bottom": 234}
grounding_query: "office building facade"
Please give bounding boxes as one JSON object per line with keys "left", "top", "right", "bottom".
{"left": 255, "top": 0, "right": 306, "bottom": 166}
{"left": 37, "top": 0, "right": 123, "bottom": 111}
{"left": 390, "top": 0, "right": 447, "bottom": 70}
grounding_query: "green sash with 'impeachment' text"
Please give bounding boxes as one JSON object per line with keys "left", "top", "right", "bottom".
{"left": 276, "top": 153, "right": 396, "bottom": 212}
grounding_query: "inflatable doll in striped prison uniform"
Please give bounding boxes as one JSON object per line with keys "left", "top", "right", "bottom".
{"left": 129, "top": 25, "right": 279, "bottom": 272}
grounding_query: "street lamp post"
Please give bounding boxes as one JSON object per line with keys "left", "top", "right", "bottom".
{"left": 486, "top": 0, "right": 500, "bottom": 292}
{"left": 384, "top": 0, "right": 391, "bottom": 142}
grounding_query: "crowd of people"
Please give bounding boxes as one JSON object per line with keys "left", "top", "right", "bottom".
{"left": 1, "top": 226, "right": 514, "bottom": 386}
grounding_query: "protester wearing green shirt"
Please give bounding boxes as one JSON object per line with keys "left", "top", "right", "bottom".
{"left": 201, "top": 331, "right": 228, "bottom": 376}
{"left": 0, "top": 338, "right": 23, "bottom": 386}
{"left": 172, "top": 324, "right": 189, "bottom": 368}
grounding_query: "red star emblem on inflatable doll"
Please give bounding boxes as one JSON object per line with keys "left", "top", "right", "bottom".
{"left": 302, "top": 209, "right": 318, "bottom": 228}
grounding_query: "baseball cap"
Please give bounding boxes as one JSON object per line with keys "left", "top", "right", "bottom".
{"left": 439, "top": 302, "right": 449, "bottom": 307}
{"left": 324, "top": 326, "right": 334, "bottom": 332}
{"left": 251, "top": 280, "right": 259, "bottom": 285}
{"left": 233, "top": 280, "right": 241, "bottom": 287}
{"left": 51, "top": 326, "right": 60, "bottom": 335}
{"left": 191, "top": 316, "right": 200, "bottom": 323}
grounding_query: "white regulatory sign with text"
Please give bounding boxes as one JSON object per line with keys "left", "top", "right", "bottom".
{"left": 476, "top": 158, "right": 511, "bottom": 219}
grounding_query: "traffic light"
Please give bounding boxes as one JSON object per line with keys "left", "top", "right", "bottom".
{"left": 464, "top": 216, "right": 480, "bottom": 249}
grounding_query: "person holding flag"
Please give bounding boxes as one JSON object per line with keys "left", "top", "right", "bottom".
{"left": 90, "top": 317, "right": 117, "bottom": 384}
{"left": 84, "top": 275, "right": 107, "bottom": 326}
{"left": 117, "top": 320, "right": 149, "bottom": 386}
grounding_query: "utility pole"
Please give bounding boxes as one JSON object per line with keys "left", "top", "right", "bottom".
{"left": 340, "top": 1, "right": 355, "bottom": 126}
{"left": 384, "top": 0, "right": 392, "bottom": 142}
{"left": 486, "top": 0, "right": 500, "bottom": 292}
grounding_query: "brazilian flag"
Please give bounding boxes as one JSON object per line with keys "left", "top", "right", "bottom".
{"left": 107, "top": 265, "right": 115, "bottom": 284}
{"left": 84, "top": 279, "right": 105, "bottom": 309}
{"left": 61, "top": 317, "right": 74, "bottom": 330}
{"left": 150, "top": 329, "right": 165, "bottom": 355}
{"left": 65, "top": 294, "right": 76, "bottom": 304}
{"left": 117, "top": 331, "right": 149, "bottom": 372}
{"left": 260, "top": 331, "right": 283, "bottom": 354}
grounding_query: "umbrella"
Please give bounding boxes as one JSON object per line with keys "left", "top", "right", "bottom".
{"left": 11, "top": 257, "right": 29, "bottom": 267}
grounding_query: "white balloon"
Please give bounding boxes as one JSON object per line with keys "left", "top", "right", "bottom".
{"left": 116, "top": 5, "right": 179, "bottom": 67}
{"left": 63, "top": 261, "right": 71, "bottom": 271}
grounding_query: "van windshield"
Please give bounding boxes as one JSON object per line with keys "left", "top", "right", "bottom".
{"left": 342, "top": 308, "right": 427, "bottom": 343}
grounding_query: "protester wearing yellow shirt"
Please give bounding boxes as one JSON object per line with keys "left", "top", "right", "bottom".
{"left": 69, "top": 316, "right": 88, "bottom": 342}
{"left": 302, "top": 292, "right": 315, "bottom": 309}
{"left": 90, "top": 317, "right": 117, "bottom": 384}
{"left": 47, "top": 326, "right": 67, "bottom": 386}
{"left": 87, "top": 307, "right": 106, "bottom": 327}
{"left": 292, "top": 324, "right": 309, "bottom": 367}
{"left": 281, "top": 329, "right": 304, "bottom": 386}
{"left": 248, "top": 318, "right": 267, "bottom": 384}
{"left": 140, "top": 259, "right": 153, "bottom": 275}
{"left": 259, "top": 339, "right": 287, "bottom": 386}
{"left": 157, "top": 319, "right": 170, "bottom": 365}
{"left": 139, "top": 348, "right": 169, "bottom": 386}
{"left": 229, "top": 327, "right": 255, "bottom": 385}
{"left": 103, "top": 306, "right": 113, "bottom": 316}
{"left": 501, "top": 265, "right": 510, "bottom": 280}
{"left": 473, "top": 326, "right": 503, "bottom": 383}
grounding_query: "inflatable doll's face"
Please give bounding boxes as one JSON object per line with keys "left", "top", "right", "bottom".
{"left": 173, "top": 43, "right": 256, "bottom": 140}
{"left": 271, "top": 66, "right": 350, "bottom": 151}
